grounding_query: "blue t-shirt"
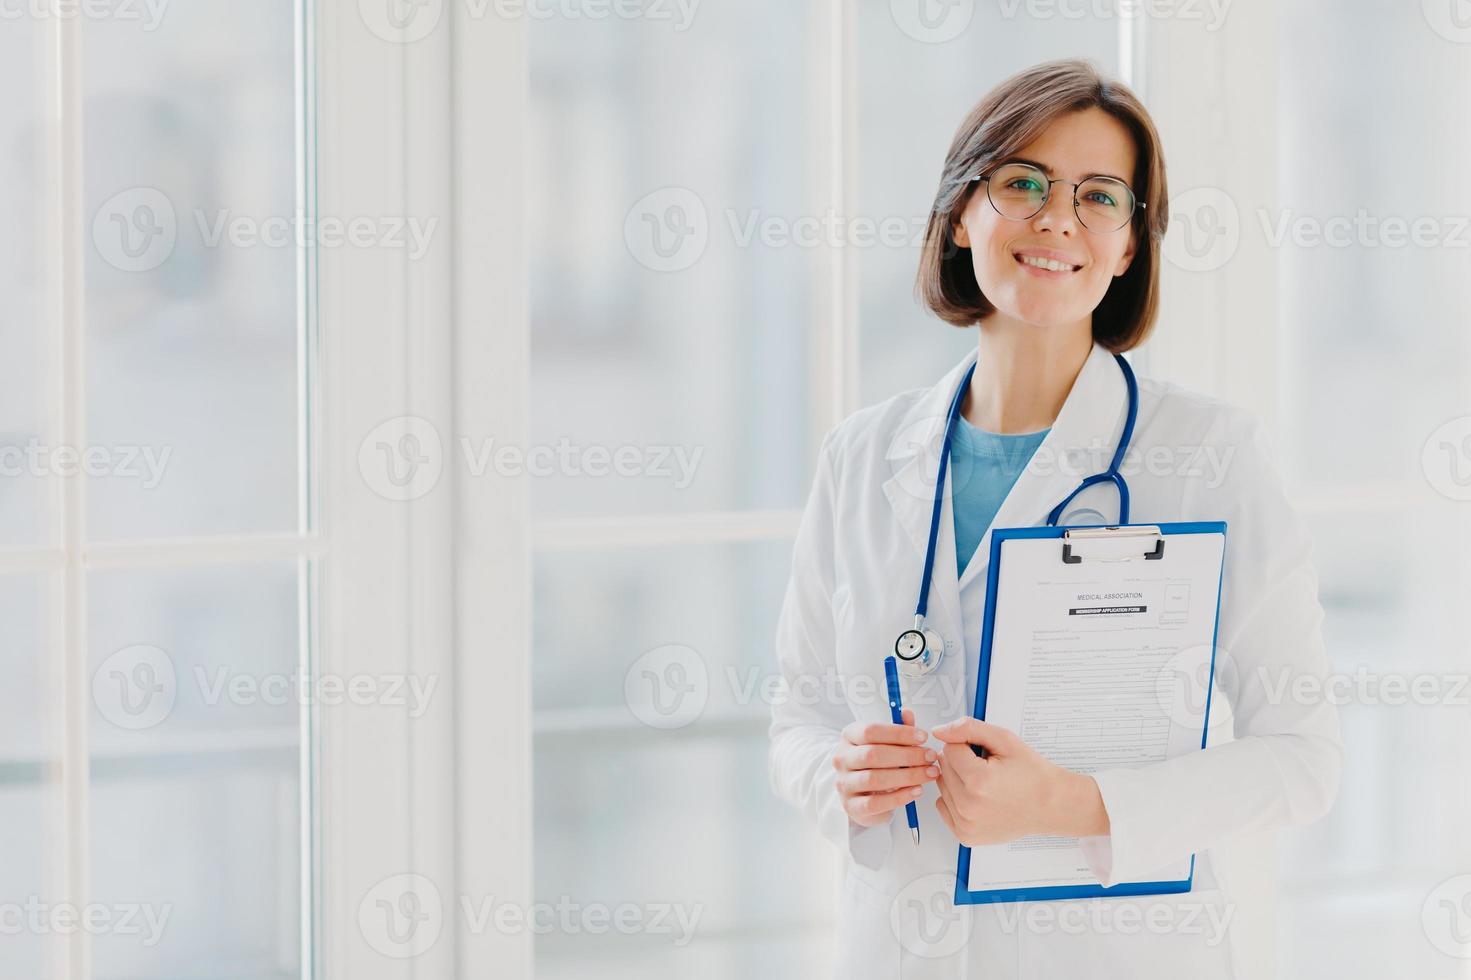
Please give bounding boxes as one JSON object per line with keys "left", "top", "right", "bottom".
{"left": 950, "top": 417, "right": 1050, "bottom": 576}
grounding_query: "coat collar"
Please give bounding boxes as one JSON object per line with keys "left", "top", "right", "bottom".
{"left": 881, "top": 341, "right": 1132, "bottom": 642}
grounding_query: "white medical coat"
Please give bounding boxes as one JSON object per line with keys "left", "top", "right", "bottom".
{"left": 768, "top": 341, "right": 1342, "bottom": 979}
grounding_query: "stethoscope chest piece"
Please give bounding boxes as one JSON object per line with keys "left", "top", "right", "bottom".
{"left": 894, "top": 622, "right": 946, "bottom": 676}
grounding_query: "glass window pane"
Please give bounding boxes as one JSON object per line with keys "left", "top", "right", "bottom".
{"left": 528, "top": 8, "right": 813, "bottom": 519}
{"left": 0, "top": 20, "right": 47, "bottom": 548}
{"left": 1275, "top": 5, "right": 1471, "bottom": 976}
{"left": 534, "top": 541, "right": 834, "bottom": 978}
{"left": 88, "top": 562, "right": 301, "bottom": 977}
{"left": 83, "top": 3, "right": 300, "bottom": 540}
{"left": 0, "top": 575, "right": 50, "bottom": 975}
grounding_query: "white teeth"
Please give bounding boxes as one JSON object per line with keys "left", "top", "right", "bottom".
{"left": 1018, "top": 254, "right": 1078, "bottom": 273}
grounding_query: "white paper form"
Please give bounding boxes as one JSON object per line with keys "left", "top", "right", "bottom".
{"left": 966, "top": 529, "right": 1227, "bottom": 893}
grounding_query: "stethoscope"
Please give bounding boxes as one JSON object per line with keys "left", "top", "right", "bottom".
{"left": 893, "top": 352, "right": 1140, "bottom": 676}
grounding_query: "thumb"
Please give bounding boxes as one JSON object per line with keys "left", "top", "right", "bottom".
{"left": 931, "top": 717, "right": 1017, "bottom": 753}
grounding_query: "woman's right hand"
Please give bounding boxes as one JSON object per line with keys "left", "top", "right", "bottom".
{"left": 833, "top": 709, "right": 941, "bottom": 827}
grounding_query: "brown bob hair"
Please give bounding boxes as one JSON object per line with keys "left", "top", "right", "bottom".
{"left": 914, "top": 59, "right": 1169, "bottom": 352}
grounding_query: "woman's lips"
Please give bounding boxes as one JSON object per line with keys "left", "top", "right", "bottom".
{"left": 1013, "top": 252, "right": 1081, "bottom": 279}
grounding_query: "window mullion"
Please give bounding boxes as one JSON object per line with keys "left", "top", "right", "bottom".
{"left": 44, "top": 7, "right": 91, "bottom": 978}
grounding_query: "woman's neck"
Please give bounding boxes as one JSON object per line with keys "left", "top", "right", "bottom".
{"left": 962, "top": 317, "right": 1093, "bottom": 434}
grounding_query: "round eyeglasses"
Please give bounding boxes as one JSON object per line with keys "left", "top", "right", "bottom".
{"left": 971, "top": 162, "right": 1143, "bottom": 233}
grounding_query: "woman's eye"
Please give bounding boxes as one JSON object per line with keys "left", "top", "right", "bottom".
{"left": 1008, "top": 179, "right": 1042, "bottom": 192}
{"left": 1086, "top": 191, "right": 1117, "bottom": 207}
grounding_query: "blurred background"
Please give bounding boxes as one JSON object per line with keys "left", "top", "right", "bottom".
{"left": 4, "top": 0, "right": 1471, "bottom": 977}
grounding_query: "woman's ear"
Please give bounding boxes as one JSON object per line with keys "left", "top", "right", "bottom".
{"left": 952, "top": 213, "right": 970, "bottom": 249}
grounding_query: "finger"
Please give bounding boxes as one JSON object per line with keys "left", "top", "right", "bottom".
{"left": 834, "top": 742, "right": 937, "bottom": 772}
{"left": 842, "top": 720, "right": 929, "bottom": 747}
{"left": 930, "top": 717, "right": 1018, "bottom": 753}
{"left": 940, "top": 743, "right": 992, "bottom": 796}
{"left": 850, "top": 785, "right": 925, "bottom": 820}
{"left": 934, "top": 767, "right": 972, "bottom": 821}
{"left": 901, "top": 708, "right": 916, "bottom": 728}
{"left": 935, "top": 794, "right": 958, "bottom": 838}
{"left": 837, "top": 764, "right": 940, "bottom": 796}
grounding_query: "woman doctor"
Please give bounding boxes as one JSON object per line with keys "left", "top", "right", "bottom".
{"left": 768, "top": 59, "right": 1342, "bottom": 979}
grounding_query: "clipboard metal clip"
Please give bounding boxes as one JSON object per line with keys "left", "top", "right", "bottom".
{"left": 1061, "top": 525, "right": 1165, "bottom": 564}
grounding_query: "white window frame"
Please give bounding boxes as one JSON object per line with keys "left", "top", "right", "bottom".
{"left": 314, "top": 1, "right": 532, "bottom": 978}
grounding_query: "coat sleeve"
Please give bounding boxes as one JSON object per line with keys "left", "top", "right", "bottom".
{"left": 767, "top": 428, "right": 894, "bottom": 870}
{"left": 1078, "top": 408, "right": 1343, "bottom": 887}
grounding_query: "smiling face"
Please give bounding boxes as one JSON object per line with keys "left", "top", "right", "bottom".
{"left": 952, "top": 107, "right": 1140, "bottom": 331}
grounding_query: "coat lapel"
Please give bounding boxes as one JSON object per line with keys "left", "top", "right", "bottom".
{"left": 880, "top": 351, "right": 979, "bottom": 652}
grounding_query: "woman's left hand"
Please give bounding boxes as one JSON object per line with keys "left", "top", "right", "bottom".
{"left": 930, "top": 718, "right": 1110, "bottom": 845}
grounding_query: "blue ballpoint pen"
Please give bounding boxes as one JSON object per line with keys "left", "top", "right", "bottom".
{"left": 883, "top": 655, "right": 922, "bottom": 844}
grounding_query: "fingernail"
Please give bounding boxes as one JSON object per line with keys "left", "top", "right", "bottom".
{"left": 911, "top": 787, "right": 922, "bottom": 797}
{"left": 913, "top": 730, "right": 928, "bottom": 742}
{"left": 927, "top": 766, "right": 940, "bottom": 777}
{"left": 924, "top": 750, "right": 937, "bottom": 763}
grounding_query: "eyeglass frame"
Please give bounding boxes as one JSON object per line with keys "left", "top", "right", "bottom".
{"left": 967, "top": 161, "right": 1145, "bottom": 232}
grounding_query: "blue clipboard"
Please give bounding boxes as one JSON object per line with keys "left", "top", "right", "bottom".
{"left": 954, "top": 520, "right": 1228, "bottom": 905}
